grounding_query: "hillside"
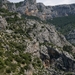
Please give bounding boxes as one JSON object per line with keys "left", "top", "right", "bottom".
{"left": 47, "top": 15, "right": 75, "bottom": 44}
{"left": 0, "top": 7, "right": 75, "bottom": 75}
{"left": 1, "top": 0, "right": 75, "bottom": 20}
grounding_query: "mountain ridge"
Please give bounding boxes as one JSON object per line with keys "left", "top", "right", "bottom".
{"left": 1, "top": 0, "right": 75, "bottom": 20}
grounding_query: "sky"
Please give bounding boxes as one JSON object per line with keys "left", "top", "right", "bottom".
{"left": 8, "top": 0, "right": 75, "bottom": 6}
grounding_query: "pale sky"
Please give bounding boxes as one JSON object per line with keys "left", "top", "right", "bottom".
{"left": 8, "top": 0, "right": 75, "bottom": 6}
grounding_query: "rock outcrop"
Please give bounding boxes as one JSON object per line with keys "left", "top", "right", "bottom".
{"left": 1, "top": 0, "right": 75, "bottom": 20}
{"left": 23, "top": 19, "right": 75, "bottom": 74}
{"left": 25, "top": 20, "right": 71, "bottom": 47}
{"left": 16, "top": 0, "right": 38, "bottom": 16}
{"left": 0, "top": 16, "right": 7, "bottom": 30}
{"left": 40, "top": 45, "right": 75, "bottom": 74}
{"left": 66, "top": 29, "right": 75, "bottom": 44}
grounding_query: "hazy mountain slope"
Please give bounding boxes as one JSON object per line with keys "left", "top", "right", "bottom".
{"left": 15, "top": 0, "right": 75, "bottom": 20}
{"left": 0, "top": 0, "right": 75, "bottom": 75}
{"left": 1, "top": 0, "right": 75, "bottom": 20}
{"left": 47, "top": 15, "right": 75, "bottom": 44}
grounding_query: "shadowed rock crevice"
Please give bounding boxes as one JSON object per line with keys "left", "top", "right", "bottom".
{"left": 40, "top": 45, "right": 75, "bottom": 72}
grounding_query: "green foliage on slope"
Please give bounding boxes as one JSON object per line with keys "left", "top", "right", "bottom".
{"left": 47, "top": 15, "right": 75, "bottom": 35}
{"left": 63, "top": 45, "right": 73, "bottom": 53}
{"left": 0, "top": 8, "right": 43, "bottom": 75}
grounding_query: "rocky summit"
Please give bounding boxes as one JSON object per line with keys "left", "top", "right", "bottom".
{"left": 0, "top": 0, "right": 75, "bottom": 75}
{"left": 1, "top": 0, "right": 75, "bottom": 20}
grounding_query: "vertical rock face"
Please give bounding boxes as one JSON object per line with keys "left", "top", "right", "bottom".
{"left": 0, "top": 16, "right": 7, "bottom": 30}
{"left": 17, "top": 0, "right": 38, "bottom": 16}
{"left": 24, "top": 0, "right": 36, "bottom": 5}
{"left": 0, "top": 4, "right": 75, "bottom": 74}
{"left": 3, "top": 0, "right": 75, "bottom": 20}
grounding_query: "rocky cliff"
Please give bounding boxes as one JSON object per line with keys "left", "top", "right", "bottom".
{"left": 16, "top": 0, "right": 75, "bottom": 20}
{"left": 2, "top": 0, "right": 75, "bottom": 20}
{"left": 0, "top": 16, "right": 7, "bottom": 30}
{"left": 0, "top": 6, "right": 75, "bottom": 75}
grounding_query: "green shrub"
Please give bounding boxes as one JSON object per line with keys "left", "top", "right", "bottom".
{"left": 20, "top": 53, "right": 31, "bottom": 64}
{"left": 24, "top": 65, "right": 30, "bottom": 70}
{"left": 63, "top": 45, "right": 73, "bottom": 53}
{"left": 65, "top": 72, "right": 73, "bottom": 75}
{"left": 14, "top": 55, "right": 22, "bottom": 63}
{"left": 21, "top": 60, "right": 25, "bottom": 64}
{"left": 14, "top": 28, "right": 25, "bottom": 34}
{"left": 33, "top": 73, "right": 37, "bottom": 75}
{"left": 32, "top": 57, "right": 42, "bottom": 68}
{"left": 6, "top": 68, "right": 11, "bottom": 73}
{"left": 0, "top": 8, "right": 8, "bottom": 13}
{"left": 0, "top": 59, "right": 4, "bottom": 69}
{"left": 0, "top": 51, "right": 3, "bottom": 56}
{"left": 22, "top": 15, "right": 41, "bottom": 21}
{"left": 6, "top": 15, "right": 20, "bottom": 23}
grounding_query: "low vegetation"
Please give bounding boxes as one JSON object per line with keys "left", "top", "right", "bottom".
{"left": 47, "top": 15, "right": 75, "bottom": 35}
{"left": 63, "top": 45, "right": 73, "bottom": 53}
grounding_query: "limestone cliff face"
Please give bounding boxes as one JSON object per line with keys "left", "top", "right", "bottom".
{"left": 20, "top": 19, "right": 75, "bottom": 74}
{"left": 66, "top": 29, "right": 75, "bottom": 44}
{"left": 0, "top": 6, "right": 75, "bottom": 74}
{"left": 4, "top": 0, "right": 75, "bottom": 20}
{"left": 0, "top": 16, "right": 7, "bottom": 30}
{"left": 25, "top": 20, "right": 71, "bottom": 47}
{"left": 36, "top": 4, "right": 75, "bottom": 20}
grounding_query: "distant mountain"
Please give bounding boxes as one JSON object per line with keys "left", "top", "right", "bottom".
{"left": 1, "top": 0, "right": 75, "bottom": 20}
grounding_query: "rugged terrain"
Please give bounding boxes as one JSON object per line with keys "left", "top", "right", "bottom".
{"left": 0, "top": 6, "right": 75, "bottom": 75}
{"left": 46, "top": 15, "right": 75, "bottom": 44}
{"left": 0, "top": 0, "right": 75, "bottom": 75}
{"left": 1, "top": 0, "right": 75, "bottom": 20}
